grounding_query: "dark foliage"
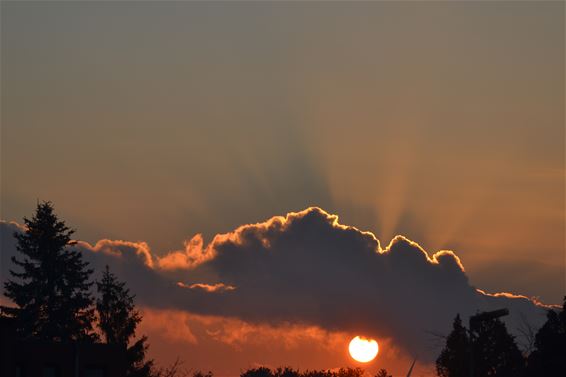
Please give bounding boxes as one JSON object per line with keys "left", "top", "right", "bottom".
{"left": 526, "top": 297, "right": 566, "bottom": 376}
{"left": 273, "top": 367, "right": 301, "bottom": 377}
{"left": 240, "top": 368, "right": 364, "bottom": 377}
{"left": 374, "top": 369, "right": 392, "bottom": 377}
{"left": 97, "top": 265, "right": 142, "bottom": 344}
{"left": 2, "top": 201, "right": 96, "bottom": 341}
{"left": 437, "top": 312, "right": 525, "bottom": 377}
{"left": 241, "top": 367, "right": 274, "bottom": 377}
{"left": 96, "top": 265, "right": 154, "bottom": 377}
{"left": 127, "top": 336, "right": 154, "bottom": 377}
{"left": 472, "top": 316, "right": 525, "bottom": 377}
{"left": 436, "top": 314, "right": 470, "bottom": 377}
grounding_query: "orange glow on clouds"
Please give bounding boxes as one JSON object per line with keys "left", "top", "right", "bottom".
{"left": 136, "top": 307, "right": 426, "bottom": 375}
{"left": 157, "top": 234, "right": 216, "bottom": 270}
{"left": 138, "top": 307, "right": 350, "bottom": 349}
{"left": 177, "top": 281, "right": 236, "bottom": 293}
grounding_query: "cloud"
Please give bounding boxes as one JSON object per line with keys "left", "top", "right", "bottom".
{"left": 177, "top": 282, "right": 236, "bottom": 293}
{"left": 139, "top": 307, "right": 348, "bottom": 350}
{"left": 78, "top": 239, "right": 155, "bottom": 268}
{"left": 157, "top": 234, "right": 216, "bottom": 270}
{"left": 0, "top": 208, "right": 552, "bottom": 362}
{"left": 139, "top": 307, "right": 198, "bottom": 345}
{"left": 136, "top": 307, "right": 422, "bottom": 375}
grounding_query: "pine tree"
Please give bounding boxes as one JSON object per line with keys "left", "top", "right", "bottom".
{"left": 437, "top": 312, "right": 526, "bottom": 377}
{"left": 3, "top": 201, "right": 96, "bottom": 341}
{"left": 97, "top": 265, "right": 141, "bottom": 344}
{"left": 96, "top": 265, "right": 154, "bottom": 377}
{"left": 526, "top": 297, "right": 566, "bottom": 376}
{"left": 436, "top": 314, "right": 470, "bottom": 377}
{"left": 472, "top": 317, "right": 525, "bottom": 377}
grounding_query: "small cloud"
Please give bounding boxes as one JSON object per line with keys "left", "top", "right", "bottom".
{"left": 177, "top": 282, "right": 236, "bottom": 293}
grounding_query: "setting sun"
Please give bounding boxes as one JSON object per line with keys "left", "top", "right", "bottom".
{"left": 348, "top": 336, "right": 379, "bottom": 363}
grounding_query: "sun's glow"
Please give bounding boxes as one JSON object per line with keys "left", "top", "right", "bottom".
{"left": 348, "top": 336, "right": 379, "bottom": 363}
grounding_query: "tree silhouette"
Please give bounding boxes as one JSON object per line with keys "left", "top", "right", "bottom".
{"left": 472, "top": 316, "right": 525, "bottom": 377}
{"left": 2, "top": 201, "right": 96, "bottom": 341}
{"left": 96, "top": 265, "right": 154, "bottom": 377}
{"left": 273, "top": 367, "right": 300, "bottom": 377}
{"left": 374, "top": 369, "right": 392, "bottom": 377}
{"left": 437, "top": 312, "right": 525, "bottom": 377}
{"left": 334, "top": 369, "right": 364, "bottom": 377}
{"left": 241, "top": 367, "right": 273, "bottom": 377}
{"left": 97, "top": 265, "right": 141, "bottom": 344}
{"left": 436, "top": 314, "right": 470, "bottom": 377}
{"left": 526, "top": 297, "right": 566, "bottom": 376}
{"left": 240, "top": 368, "right": 363, "bottom": 377}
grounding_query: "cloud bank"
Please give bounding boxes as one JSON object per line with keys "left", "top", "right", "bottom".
{"left": 0, "top": 208, "right": 551, "bottom": 361}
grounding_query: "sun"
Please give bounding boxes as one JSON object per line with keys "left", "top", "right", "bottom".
{"left": 349, "top": 336, "right": 379, "bottom": 363}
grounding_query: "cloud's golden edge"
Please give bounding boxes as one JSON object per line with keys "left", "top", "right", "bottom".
{"left": 0, "top": 207, "right": 556, "bottom": 308}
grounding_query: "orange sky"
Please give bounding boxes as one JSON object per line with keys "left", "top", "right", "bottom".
{"left": 138, "top": 307, "right": 430, "bottom": 377}
{"left": 1, "top": 208, "right": 552, "bottom": 376}
{"left": 1, "top": 1, "right": 564, "bottom": 374}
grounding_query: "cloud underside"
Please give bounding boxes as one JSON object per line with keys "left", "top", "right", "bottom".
{"left": 0, "top": 208, "right": 549, "bottom": 361}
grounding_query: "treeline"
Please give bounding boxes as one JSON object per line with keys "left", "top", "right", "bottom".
{"left": 169, "top": 367, "right": 392, "bottom": 377}
{"left": 2, "top": 202, "right": 154, "bottom": 376}
{"left": 436, "top": 299, "right": 566, "bottom": 377}
{"left": 241, "top": 367, "right": 387, "bottom": 377}
{"left": 2, "top": 202, "right": 565, "bottom": 376}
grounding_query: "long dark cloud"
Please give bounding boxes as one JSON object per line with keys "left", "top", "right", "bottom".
{"left": 0, "top": 208, "right": 551, "bottom": 361}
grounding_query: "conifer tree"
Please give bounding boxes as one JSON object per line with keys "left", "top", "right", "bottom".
{"left": 96, "top": 265, "right": 153, "bottom": 377}
{"left": 526, "top": 297, "right": 566, "bottom": 376}
{"left": 472, "top": 316, "right": 525, "bottom": 377}
{"left": 437, "top": 312, "right": 526, "bottom": 377}
{"left": 436, "top": 314, "right": 470, "bottom": 377}
{"left": 3, "top": 201, "right": 96, "bottom": 341}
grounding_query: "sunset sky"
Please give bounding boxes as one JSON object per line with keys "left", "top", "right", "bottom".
{"left": 1, "top": 1, "right": 564, "bottom": 376}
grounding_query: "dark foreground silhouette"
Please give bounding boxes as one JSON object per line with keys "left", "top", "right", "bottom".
{"left": 1, "top": 202, "right": 565, "bottom": 377}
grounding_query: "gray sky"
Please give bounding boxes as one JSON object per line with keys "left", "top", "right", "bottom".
{"left": 1, "top": 1, "right": 564, "bottom": 305}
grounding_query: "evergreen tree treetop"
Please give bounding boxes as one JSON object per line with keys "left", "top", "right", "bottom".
{"left": 96, "top": 264, "right": 153, "bottom": 377}
{"left": 472, "top": 317, "right": 525, "bottom": 377}
{"left": 436, "top": 314, "right": 470, "bottom": 377}
{"left": 437, "top": 312, "right": 525, "bottom": 377}
{"left": 3, "top": 201, "right": 96, "bottom": 342}
{"left": 526, "top": 297, "right": 566, "bottom": 376}
{"left": 97, "top": 264, "right": 141, "bottom": 345}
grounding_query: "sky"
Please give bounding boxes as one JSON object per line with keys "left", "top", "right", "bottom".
{"left": 1, "top": 1, "right": 564, "bottom": 376}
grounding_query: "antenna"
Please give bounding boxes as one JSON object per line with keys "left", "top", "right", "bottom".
{"left": 406, "top": 358, "right": 417, "bottom": 377}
